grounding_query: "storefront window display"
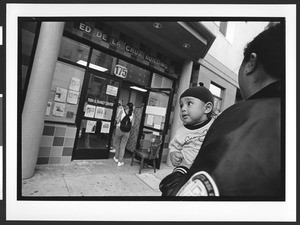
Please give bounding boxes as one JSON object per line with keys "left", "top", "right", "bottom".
{"left": 45, "top": 61, "right": 85, "bottom": 124}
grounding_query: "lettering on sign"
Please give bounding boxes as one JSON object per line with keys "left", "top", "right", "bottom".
{"left": 125, "top": 45, "right": 143, "bottom": 57}
{"left": 111, "top": 37, "right": 121, "bottom": 47}
{"left": 144, "top": 54, "right": 168, "bottom": 69}
{"left": 96, "top": 31, "right": 108, "bottom": 42}
{"left": 76, "top": 22, "right": 171, "bottom": 72}
{"left": 114, "top": 65, "right": 128, "bottom": 78}
{"left": 79, "top": 23, "right": 93, "bottom": 34}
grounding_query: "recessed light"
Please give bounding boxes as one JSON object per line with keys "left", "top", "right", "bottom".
{"left": 183, "top": 43, "right": 191, "bottom": 48}
{"left": 153, "top": 22, "right": 163, "bottom": 29}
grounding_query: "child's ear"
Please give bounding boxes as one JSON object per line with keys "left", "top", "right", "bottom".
{"left": 204, "top": 102, "right": 213, "bottom": 114}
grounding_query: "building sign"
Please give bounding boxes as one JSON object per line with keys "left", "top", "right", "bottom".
{"left": 76, "top": 22, "right": 171, "bottom": 71}
{"left": 114, "top": 64, "right": 128, "bottom": 78}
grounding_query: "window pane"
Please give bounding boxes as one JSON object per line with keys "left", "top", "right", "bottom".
{"left": 86, "top": 74, "right": 120, "bottom": 108}
{"left": 21, "top": 22, "right": 38, "bottom": 94}
{"left": 90, "top": 49, "right": 117, "bottom": 74}
{"left": 210, "top": 83, "right": 222, "bottom": 97}
{"left": 144, "top": 90, "right": 169, "bottom": 130}
{"left": 58, "top": 36, "right": 90, "bottom": 65}
{"left": 45, "top": 61, "right": 85, "bottom": 124}
{"left": 213, "top": 97, "right": 222, "bottom": 114}
{"left": 118, "top": 59, "right": 150, "bottom": 86}
{"left": 151, "top": 73, "right": 173, "bottom": 88}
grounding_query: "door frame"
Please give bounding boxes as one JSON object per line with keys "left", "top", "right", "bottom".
{"left": 72, "top": 68, "right": 123, "bottom": 160}
{"left": 136, "top": 87, "right": 174, "bottom": 169}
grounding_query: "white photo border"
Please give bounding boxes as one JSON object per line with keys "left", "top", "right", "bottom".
{"left": 6, "top": 3, "right": 297, "bottom": 222}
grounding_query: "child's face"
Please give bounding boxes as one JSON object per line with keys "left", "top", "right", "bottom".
{"left": 179, "top": 96, "right": 212, "bottom": 125}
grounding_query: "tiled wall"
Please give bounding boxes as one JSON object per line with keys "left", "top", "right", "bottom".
{"left": 37, "top": 123, "right": 77, "bottom": 165}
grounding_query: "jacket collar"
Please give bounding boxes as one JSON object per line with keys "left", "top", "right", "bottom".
{"left": 248, "top": 81, "right": 282, "bottom": 100}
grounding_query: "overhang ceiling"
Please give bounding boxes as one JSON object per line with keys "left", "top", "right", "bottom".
{"left": 104, "top": 21, "right": 216, "bottom": 63}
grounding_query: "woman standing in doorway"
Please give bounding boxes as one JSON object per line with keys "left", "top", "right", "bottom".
{"left": 110, "top": 99, "right": 123, "bottom": 153}
{"left": 113, "top": 102, "right": 134, "bottom": 166}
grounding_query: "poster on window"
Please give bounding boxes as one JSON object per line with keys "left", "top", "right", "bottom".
{"left": 86, "top": 120, "right": 97, "bottom": 133}
{"left": 69, "top": 77, "right": 81, "bottom": 92}
{"left": 106, "top": 85, "right": 118, "bottom": 96}
{"left": 67, "top": 90, "right": 79, "bottom": 105}
{"left": 95, "top": 106, "right": 105, "bottom": 119}
{"left": 84, "top": 104, "right": 96, "bottom": 118}
{"left": 52, "top": 102, "right": 65, "bottom": 117}
{"left": 54, "top": 87, "right": 67, "bottom": 103}
{"left": 101, "top": 121, "right": 111, "bottom": 133}
{"left": 103, "top": 108, "right": 113, "bottom": 120}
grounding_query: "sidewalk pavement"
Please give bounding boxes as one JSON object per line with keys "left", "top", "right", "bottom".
{"left": 22, "top": 158, "right": 173, "bottom": 197}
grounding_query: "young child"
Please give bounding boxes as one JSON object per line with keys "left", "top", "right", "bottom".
{"left": 159, "top": 83, "right": 215, "bottom": 196}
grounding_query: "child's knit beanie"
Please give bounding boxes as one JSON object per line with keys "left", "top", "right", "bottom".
{"left": 180, "top": 82, "right": 214, "bottom": 104}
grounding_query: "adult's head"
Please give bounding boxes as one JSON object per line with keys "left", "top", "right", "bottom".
{"left": 125, "top": 102, "right": 134, "bottom": 116}
{"left": 238, "top": 22, "right": 284, "bottom": 99}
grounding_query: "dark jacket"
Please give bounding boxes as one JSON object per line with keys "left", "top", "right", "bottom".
{"left": 169, "top": 81, "right": 283, "bottom": 197}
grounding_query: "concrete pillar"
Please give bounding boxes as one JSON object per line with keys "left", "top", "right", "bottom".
{"left": 22, "top": 22, "right": 65, "bottom": 179}
{"left": 166, "top": 60, "right": 193, "bottom": 166}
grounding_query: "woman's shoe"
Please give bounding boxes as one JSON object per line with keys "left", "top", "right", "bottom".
{"left": 117, "top": 161, "right": 124, "bottom": 167}
{"left": 113, "top": 156, "right": 118, "bottom": 163}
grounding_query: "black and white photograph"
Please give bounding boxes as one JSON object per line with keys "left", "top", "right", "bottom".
{"left": 3, "top": 2, "right": 298, "bottom": 224}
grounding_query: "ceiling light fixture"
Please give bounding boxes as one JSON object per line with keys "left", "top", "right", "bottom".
{"left": 153, "top": 22, "right": 163, "bottom": 29}
{"left": 183, "top": 43, "right": 191, "bottom": 48}
{"left": 130, "top": 86, "right": 147, "bottom": 92}
{"left": 77, "top": 60, "right": 108, "bottom": 72}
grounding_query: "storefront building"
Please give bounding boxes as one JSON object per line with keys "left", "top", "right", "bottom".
{"left": 22, "top": 20, "right": 264, "bottom": 179}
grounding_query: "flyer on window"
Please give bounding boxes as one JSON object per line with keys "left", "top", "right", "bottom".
{"left": 101, "top": 121, "right": 111, "bottom": 133}
{"left": 54, "top": 87, "right": 67, "bottom": 102}
{"left": 106, "top": 85, "right": 118, "bottom": 96}
{"left": 103, "top": 108, "right": 113, "bottom": 120}
{"left": 84, "top": 104, "right": 96, "bottom": 118}
{"left": 69, "top": 77, "right": 80, "bottom": 91}
{"left": 67, "top": 90, "right": 79, "bottom": 105}
{"left": 86, "top": 120, "right": 97, "bottom": 133}
{"left": 52, "top": 102, "right": 65, "bottom": 117}
{"left": 95, "top": 106, "right": 105, "bottom": 119}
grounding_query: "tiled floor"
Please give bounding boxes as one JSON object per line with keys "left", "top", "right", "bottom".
{"left": 22, "top": 158, "right": 173, "bottom": 197}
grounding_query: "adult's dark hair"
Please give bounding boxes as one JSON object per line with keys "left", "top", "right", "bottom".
{"left": 126, "top": 102, "right": 134, "bottom": 116}
{"left": 242, "top": 22, "right": 284, "bottom": 80}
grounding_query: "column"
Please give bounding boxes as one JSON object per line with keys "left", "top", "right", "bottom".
{"left": 22, "top": 22, "right": 65, "bottom": 179}
{"left": 166, "top": 60, "right": 193, "bottom": 166}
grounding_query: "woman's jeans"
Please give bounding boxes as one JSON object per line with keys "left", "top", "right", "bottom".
{"left": 114, "top": 127, "right": 130, "bottom": 163}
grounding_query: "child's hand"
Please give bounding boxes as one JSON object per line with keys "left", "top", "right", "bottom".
{"left": 170, "top": 152, "right": 183, "bottom": 167}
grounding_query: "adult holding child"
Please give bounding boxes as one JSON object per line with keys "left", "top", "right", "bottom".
{"left": 166, "top": 22, "right": 284, "bottom": 197}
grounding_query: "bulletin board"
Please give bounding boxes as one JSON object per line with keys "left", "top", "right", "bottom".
{"left": 44, "top": 61, "right": 85, "bottom": 124}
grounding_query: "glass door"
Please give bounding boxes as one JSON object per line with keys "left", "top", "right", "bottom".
{"left": 138, "top": 88, "right": 173, "bottom": 169}
{"left": 72, "top": 72, "right": 121, "bottom": 159}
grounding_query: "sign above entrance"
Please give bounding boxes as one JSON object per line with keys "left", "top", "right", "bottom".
{"left": 114, "top": 64, "right": 128, "bottom": 78}
{"left": 65, "top": 22, "right": 180, "bottom": 78}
